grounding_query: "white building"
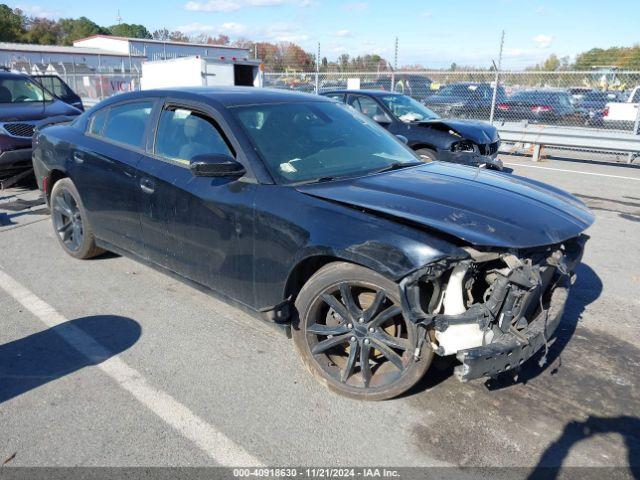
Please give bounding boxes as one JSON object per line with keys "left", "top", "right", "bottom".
{"left": 0, "top": 42, "right": 145, "bottom": 72}
{"left": 73, "top": 35, "right": 252, "bottom": 63}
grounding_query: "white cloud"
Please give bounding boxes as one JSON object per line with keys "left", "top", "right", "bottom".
{"left": 535, "top": 5, "right": 546, "bottom": 14}
{"left": 532, "top": 34, "right": 554, "bottom": 48}
{"left": 16, "top": 4, "right": 60, "bottom": 18}
{"left": 335, "top": 29, "right": 351, "bottom": 37}
{"left": 422, "top": 11, "right": 433, "bottom": 18}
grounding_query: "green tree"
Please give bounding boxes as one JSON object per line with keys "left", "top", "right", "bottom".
{"left": 58, "top": 16, "right": 108, "bottom": 45}
{"left": 108, "top": 23, "right": 151, "bottom": 39}
{"left": 22, "top": 17, "right": 61, "bottom": 44}
{"left": 0, "top": 4, "right": 26, "bottom": 42}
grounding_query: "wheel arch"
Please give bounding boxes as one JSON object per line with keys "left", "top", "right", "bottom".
{"left": 410, "top": 142, "right": 438, "bottom": 152}
{"left": 284, "top": 255, "right": 355, "bottom": 305}
{"left": 47, "top": 169, "right": 68, "bottom": 203}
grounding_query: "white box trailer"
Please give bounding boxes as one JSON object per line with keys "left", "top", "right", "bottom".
{"left": 141, "top": 55, "right": 263, "bottom": 90}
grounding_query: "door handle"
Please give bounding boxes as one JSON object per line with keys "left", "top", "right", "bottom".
{"left": 140, "top": 178, "right": 155, "bottom": 194}
{"left": 72, "top": 152, "right": 84, "bottom": 164}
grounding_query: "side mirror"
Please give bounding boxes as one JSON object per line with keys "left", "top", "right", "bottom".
{"left": 372, "top": 113, "right": 392, "bottom": 125}
{"left": 396, "top": 135, "right": 409, "bottom": 144}
{"left": 189, "top": 153, "right": 245, "bottom": 177}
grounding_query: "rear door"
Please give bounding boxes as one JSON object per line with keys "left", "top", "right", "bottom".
{"left": 137, "top": 101, "right": 257, "bottom": 304}
{"left": 72, "top": 99, "right": 156, "bottom": 253}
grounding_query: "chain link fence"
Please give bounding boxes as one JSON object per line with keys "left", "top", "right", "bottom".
{"left": 1, "top": 59, "right": 141, "bottom": 108}
{"left": 264, "top": 70, "right": 640, "bottom": 134}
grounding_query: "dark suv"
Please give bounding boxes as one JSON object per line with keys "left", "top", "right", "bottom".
{"left": 0, "top": 71, "right": 81, "bottom": 176}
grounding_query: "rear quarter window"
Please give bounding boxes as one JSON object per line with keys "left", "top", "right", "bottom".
{"left": 88, "top": 108, "right": 108, "bottom": 136}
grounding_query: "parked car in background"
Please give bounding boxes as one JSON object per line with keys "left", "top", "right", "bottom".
{"left": 392, "top": 74, "right": 434, "bottom": 101}
{"left": 30, "top": 74, "right": 84, "bottom": 111}
{"left": 603, "top": 86, "right": 640, "bottom": 131}
{"left": 573, "top": 90, "right": 622, "bottom": 126}
{"left": 423, "top": 82, "right": 506, "bottom": 119}
{"left": 322, "top": 90, "right": 505, "bottom": 171}
{"left": 0, "top": 71, "right": 81, "bottom": 177}
{"left": 496, "top": 89, "right": 580, "bottom": 125}
{"left": 33, "top": 87, "right": 593, "bottom": 400}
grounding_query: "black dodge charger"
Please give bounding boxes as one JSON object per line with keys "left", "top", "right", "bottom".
{"left": 33, "top": 87, "right": 593, "bottom": 400}
{"left": 323, "top": 89, "right": 505, "bottom": 171}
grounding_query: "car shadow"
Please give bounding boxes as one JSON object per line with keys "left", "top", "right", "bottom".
{"left": 528, "top": 416, "right": 640, "bottom": 479}
{"left": 0, "top": 315, "right": 141, "bottom": 404}
{"left": 403, "top": 263, "right": 602, "bottom": 396}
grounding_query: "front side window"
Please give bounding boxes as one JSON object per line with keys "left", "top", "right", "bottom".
{"left": 0, "top": 77, "right": 54, "bottom": 104}
{"left": 34, "top": 76, "right": 72, "bottom": 99}
{"left": 381, "top": 95, "right": 439, "bottom": 122}
{"left": 101, "top": 101, "right": 153, "bottom": 148}
{"left": 348, "top": 95, "right": 383, "bottom": 120}
{"left": 232, "top": 101, "right": 419, "bottom": 184}
{"left": 155, "top": 107, "right": 233, "bottom": 164}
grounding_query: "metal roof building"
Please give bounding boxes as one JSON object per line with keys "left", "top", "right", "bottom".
{"left": 0, "top": 42, "right": 145, "bottom": 72}
{"left": 73, "top": 35, "right": 252, "bottom": 62}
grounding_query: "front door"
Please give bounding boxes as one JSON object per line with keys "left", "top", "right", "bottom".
{"left": 138, "top": 103, "right": 256, "bottom": 305}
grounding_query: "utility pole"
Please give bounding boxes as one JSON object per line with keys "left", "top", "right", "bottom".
{"left": 315, "top": 42, "right": 320, "bottom": 94}
{"left": 489, "top": 30, "right": 505, "bottom": 124}
{"left": 116, "top": 9, "right": 122, "bottom": 24}
{"left": 391, "top": 36, "right": 398, "bottom": 92}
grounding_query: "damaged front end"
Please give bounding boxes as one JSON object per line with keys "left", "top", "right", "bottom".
{"left": 399, "top": 234, "right": 588, "bottom": 382}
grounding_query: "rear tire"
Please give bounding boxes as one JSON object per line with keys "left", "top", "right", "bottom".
{"left": 415, "top": 148, "right": 438, "bottom": 162}
{"left": 293, "top": 262, "right": 433, "bottom": 400}
{"left": 50, "top": 178, "right": 104, "bottom": 259}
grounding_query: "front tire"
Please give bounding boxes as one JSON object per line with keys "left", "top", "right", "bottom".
{"left": 50, "top": 178, "right": 104, "bottom": 259}
{"left": 415, "top": 148, "right": 437, "bottom": 162}
{"left": 293, "top": 262, "right": 433, "bottom": 400}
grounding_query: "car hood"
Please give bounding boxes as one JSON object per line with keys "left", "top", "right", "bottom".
{"left": 296, "top": 163, "right": 594, "bottom": 249}
{"left": 0, "top": 100, "right": 81, "bottom": 122}
{"left": 417, "top": 118, "right": 499, "bottom": 144}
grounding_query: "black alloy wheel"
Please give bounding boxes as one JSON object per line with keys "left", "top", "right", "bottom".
{"left": 49, "top": 178, "right": 104, "bottom": 259}
{"left": 293, "top": 262, "right": 433, "bottom": 400}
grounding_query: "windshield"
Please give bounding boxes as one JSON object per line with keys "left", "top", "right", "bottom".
{"left": 434, "top": 84, "right": 479, "bottom": 97}
{"left": 232, "top": 101, "right": 420, "bottom": 184}
{"left": 381, "top": 95, "right": 439, "bottom": 122}
{"left": 0, "top": 77, "right": 54, "bottom": 104}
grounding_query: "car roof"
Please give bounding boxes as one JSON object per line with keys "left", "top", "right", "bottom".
{"left": 321, "top": 89, "right": 402, "bottom": 97}
{"left": 101, "top": 86, "right": 332, "bottom": 108}
{"left": 0, "top": 71, "right": 31, "bottom": 80}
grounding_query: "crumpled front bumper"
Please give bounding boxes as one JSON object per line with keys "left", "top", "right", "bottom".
{"left": 454, "top": 275, "right": 570, "bottom": 382}
{"left": 437, "top": 150, "right": 507, "bottom": 172}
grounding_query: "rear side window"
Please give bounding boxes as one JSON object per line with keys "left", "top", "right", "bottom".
{"left": 101, "top": 101, "right": 153, "bottom": 148}
{"left": 154, "top": 107, "right": 232, "bottom": 164}
{"left": 88, "top": 108, "right": 108, "bottom": 135}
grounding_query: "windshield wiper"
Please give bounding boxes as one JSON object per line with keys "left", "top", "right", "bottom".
{"left": 370, "top": 161, "right": 422, "bottom": 175}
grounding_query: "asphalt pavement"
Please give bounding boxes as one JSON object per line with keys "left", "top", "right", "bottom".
{"left": 1, "top": 156, "right": 639, "bottom": 473}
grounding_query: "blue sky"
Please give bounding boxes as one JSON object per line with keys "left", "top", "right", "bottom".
{"left": 9, "top": 0, "right": 640, "bottom": 68}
